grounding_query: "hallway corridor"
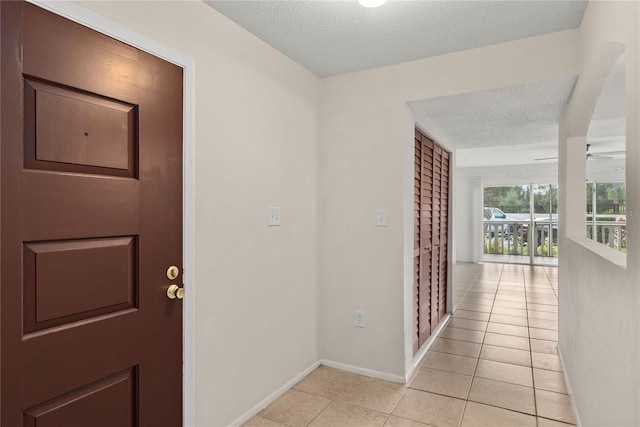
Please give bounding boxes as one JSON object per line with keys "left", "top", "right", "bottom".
{"left": 244, "top": 263, "right": 574, "bottom": 427}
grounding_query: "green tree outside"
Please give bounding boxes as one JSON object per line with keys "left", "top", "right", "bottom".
{"left": 586, "top": 182, "right": 626, "bottom": 214}
{"left": 484, "top": 185, "right": 530, "bottom": 213}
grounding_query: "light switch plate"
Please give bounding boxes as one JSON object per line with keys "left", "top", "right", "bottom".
{"left": 268, "top": 207, "right": 281, "bottom": 226}
{"left": 355, "top": 311, "right": 365, "bottom": 328}
{"left": 376, "top": 209, "right": 388, "bottom": 227}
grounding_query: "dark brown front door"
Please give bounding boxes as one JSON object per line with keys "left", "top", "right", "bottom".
{"left": 1, "top": 2, "right": 184, "bottom": 425}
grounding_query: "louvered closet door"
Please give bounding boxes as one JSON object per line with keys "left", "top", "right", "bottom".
{"left": 413, "top": 134, "right": 422, "bottom": 354}
{"left": 430, "top": 145, "right": 442, "bottom": 329}
{"left": 413, "top": 128, "right": 450, "bottom": 354}
{"left": 439, "top": 151, "right": 450, "bottom": 320}
{"left": 414, "top": 131, "right": 430, "bottom": 350}
{"left": 418, "top": 134, "right": 434, "bottom": 348}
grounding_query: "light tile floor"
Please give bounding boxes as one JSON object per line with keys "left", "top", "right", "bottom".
{"left": 244, "top": 263, "right": 574, "bottom": 427}
{"left": 482, "top": 254, "right": 558, "bottom": 267}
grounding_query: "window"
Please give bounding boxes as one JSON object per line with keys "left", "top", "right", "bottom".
{"left": 483, "top": 184, "right": 557, "bottom": 264}
{"left": 586, "top": 54, "right": 626, "bottom": 253}
{"left": 586, "top": 181, "right": 626, "bottom": 252}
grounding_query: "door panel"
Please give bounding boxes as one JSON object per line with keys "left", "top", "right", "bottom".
{"left": 23, "top": 237, "right": 137, "bottom": 332}
{"left": 413, "top": 136, "right": 421, "bottom": 354}
{"left": 431, "top": 146, "right": 442, "bottom": 329}
{"left": 21, "top": 313, "right": 140, "bottom": 410}
{"left": 418, "top": 134, "right": 433, "bottom": 347}
{"left": 23, "top": 369, "right": 137, "bottom": 427}
{"left": 25, "top": 78, "right": 137, "bottom": 175}
{"left": 414, "top": 128, "right": 450, "bottom": 353}
{"left": 1, "top": 2, "right": 183, "bottom": 425}
{"left": 439, "top": 151, "right": 450, "bottom": 320}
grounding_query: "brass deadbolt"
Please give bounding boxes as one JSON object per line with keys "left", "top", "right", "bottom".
{"left": 166, "top": 266, "right": 180, "bottom": 280}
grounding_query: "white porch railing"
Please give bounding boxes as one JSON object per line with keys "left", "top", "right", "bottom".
{"left": 586, "top": 221, "right": 626, "bottom": 251}
{"left": 484, "top": 220, "right": 529, "bottom": 256}
{"left": 483, "top": 219, "right": 627, "bottom": 260}
{"left": 483, "top": 219, "right": 558, "bottom": 259}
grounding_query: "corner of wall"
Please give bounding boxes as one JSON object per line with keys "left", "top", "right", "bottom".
{"left": 558, "top": 1, "right": 640, "bottom": 425}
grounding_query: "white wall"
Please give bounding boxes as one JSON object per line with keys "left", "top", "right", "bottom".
{"left": 319, "top": 31, "right": 580, "bottom": 378}
{"left": 558, "top": 2, "right": 640, "bottom": 426}
{"left": 74, "top": 2, "right": 320, "bottom": 426}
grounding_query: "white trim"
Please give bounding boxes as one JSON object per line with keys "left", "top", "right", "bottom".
{"left": 404, "top": 313, "right": 450, "bottom": 383}
{"left": 558, "top": 346, "right": 583, "bottom": 427}
{"left": 568, "top": 236, "right": 627, "bottom": 269}
{"left": 447, "top": 152, "right": 455, "bottom": 310}
{"left": 470, "top": 176, "right": 484, "bottom": 263}
{"left": 402, "top": 107, "right": 417, "bottom": 377}
{"left": 320, "top": 359, "right": 406, "bottom": 384}
{"left": 27, "top": 2, "right": 197, "bottom": 425}
{"left": 228, "top": 358, "right": 407, "bottom": 426}
{"left": 228, "top": 361, "right": 322, "bottom": 427}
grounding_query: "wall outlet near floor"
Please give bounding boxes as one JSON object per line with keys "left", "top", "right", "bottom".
{"left": 355, "top": 310, "right": 365, "bottom": 328}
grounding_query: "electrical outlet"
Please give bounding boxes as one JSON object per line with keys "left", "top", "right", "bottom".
{"left": 355, "top": 310, "right": 365, "bottom": 328}
{"left": 268, "top": 207, "right": 281, "bottom": 226}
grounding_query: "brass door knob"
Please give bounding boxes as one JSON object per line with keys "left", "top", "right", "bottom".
{"left": 167, "top": 284, "right": 185, "bottom": 300}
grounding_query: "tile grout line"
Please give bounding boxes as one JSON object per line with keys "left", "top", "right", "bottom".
{"left": 458, "top": 263, "right": 502, "bottom": 427}
{"left": 253, "top": 266, "right": 567, "bottom": 427}
{"left": 387, "top": 385, "right": 408, "bottom": 419}
{"left": 523, "top": 268, "right": 541, "bottom": 427}
{"left": 460, "top": 267, "right": 562, "bottom": 424}
{"left": 525, "top": 267, "right": 559, "bottom": 425}
{"left": 492, "top": 267, "right": 539, "bottom": 420}
{"left": 465, "top": 266, "right": 548, "bottom": 420}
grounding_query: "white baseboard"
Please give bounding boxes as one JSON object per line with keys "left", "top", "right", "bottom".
{"left": 228, "top": 357, "right": 409, "bottom": 426}
{"left": 405, "top": 313, "right": 451, "bottom": 383}
{"left": 557, "top": 346, "right": 582, "bottom": 427}
{"left": 228, "top": 360, "right": 321, "bottom": 427}
{"left": 319, "top": 359, "right": 405, "bottom": 384}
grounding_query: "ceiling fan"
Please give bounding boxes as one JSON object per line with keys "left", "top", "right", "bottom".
{"left": 534, "top": 144, "right": 625, "bottom": 161}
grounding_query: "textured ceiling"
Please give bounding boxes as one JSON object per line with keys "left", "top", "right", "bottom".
{"left": 205, "top": 0, "right": 588, "bottom": 77}
{"left": 205, "top": 0, "right": 625, "bottom": 168}
{"left": 429, "top": 70, "right": 626, "bottom": 168}
{"left": 409, "top": 77, "right": 578, "bottom": 150}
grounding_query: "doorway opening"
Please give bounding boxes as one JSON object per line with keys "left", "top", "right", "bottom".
{"left": 483, "top": 184, "right": 558, "bottom": 266}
